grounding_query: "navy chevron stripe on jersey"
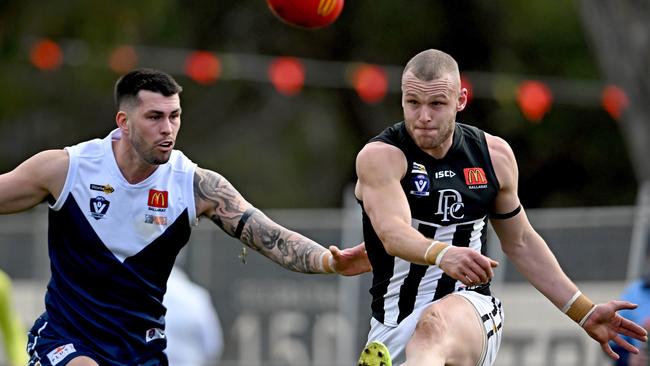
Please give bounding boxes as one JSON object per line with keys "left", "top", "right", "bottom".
{"left": 359, "top": 121, "right": 500, "bottom": 326}
{"left": 37, "top": 128, "right": 198, "bottom": 364}
{"left": 47, "top": 196, "right": 191, "bottom": 361}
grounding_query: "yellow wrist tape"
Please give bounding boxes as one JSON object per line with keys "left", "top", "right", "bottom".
{"left": 424, "top": 241, "right": 450, "bottom": 266}
{"left": 564, "top": 292, "right": 596, "bottom": 325}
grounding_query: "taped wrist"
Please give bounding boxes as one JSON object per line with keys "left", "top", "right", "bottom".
{"left": 424, "top": 241, "right": 450, "bottom": 266}
{"left": 562, "top": 291, "right": 596, "bottom": 326}
{"left": 319, "top": 251, "right": 335, "bottom": 273}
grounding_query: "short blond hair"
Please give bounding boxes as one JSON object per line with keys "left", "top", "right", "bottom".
{"left": 402, "top": 49, "right": 460, "bottom": 84}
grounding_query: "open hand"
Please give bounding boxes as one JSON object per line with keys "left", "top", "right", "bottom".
{"left": 330, "top": 242, "right": 372, "bottom": 276}
{"left": 582, "top": 301, "right": 648, "bottom": 360}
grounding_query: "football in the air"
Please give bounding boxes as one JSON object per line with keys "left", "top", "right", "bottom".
{"left": 266, "top": 0, "right": 344, "bottom": 29}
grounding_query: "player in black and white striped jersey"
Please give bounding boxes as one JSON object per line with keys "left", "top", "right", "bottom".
{"left": 355, "top": 49, "right": 647, "bottom": 366}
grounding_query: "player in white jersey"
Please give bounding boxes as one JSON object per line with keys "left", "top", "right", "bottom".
{"left": 0, "top": 69, "right": 371, "bottom": 366}
{"left": 355, "top": 49, "right": 647, "bottom": 366}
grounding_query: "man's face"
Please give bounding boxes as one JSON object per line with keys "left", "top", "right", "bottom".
{"left": 401, "top": 71, "right": 466, "bottom": 152}
{"left": 124, "top": 90, "right": 181, "bottom": 165}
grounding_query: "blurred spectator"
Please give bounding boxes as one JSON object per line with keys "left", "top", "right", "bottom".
{"left": 0, "top": 269, "right": 28, "bottom": 366}
{"left": 164, "top": 265, "right": 223, "bottom": 366}
{"left": 613, "top": 251, "right": 650, "bottom": 365}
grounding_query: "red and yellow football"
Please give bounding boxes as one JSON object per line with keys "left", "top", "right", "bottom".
{"left": 266, "top": 0, "right": 344, "bottom": 29}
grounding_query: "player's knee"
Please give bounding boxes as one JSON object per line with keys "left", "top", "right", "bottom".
{"left": 413, "top": 305, "right": 448, "bottom": 342}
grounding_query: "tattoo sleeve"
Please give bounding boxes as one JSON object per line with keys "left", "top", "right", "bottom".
{"left": 194, "top": 168, "right": 327, "bottom": 273}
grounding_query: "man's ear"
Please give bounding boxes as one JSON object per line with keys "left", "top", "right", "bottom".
{"left": 116, "top": 111, "right": 128, "bottom": 131}
{"left": 457, "top": 88, "right": 468, "bottom": 112}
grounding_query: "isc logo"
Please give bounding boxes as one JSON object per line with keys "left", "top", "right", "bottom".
{"left": 434, "top": 170, "right": 456, "bottom": 179}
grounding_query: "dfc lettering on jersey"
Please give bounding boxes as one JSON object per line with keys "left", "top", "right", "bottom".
{"left": 436, "top": 189, "right": 464, "bottom": 222}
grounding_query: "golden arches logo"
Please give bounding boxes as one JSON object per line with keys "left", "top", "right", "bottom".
{"left": 317, "top": 0, "right": 337, "bottom": 16}
{"left": 151, "top": 193, "right": 166, "bottom": 206}
{"left": 148, "top": 189, "right": 169, "bottom": 208}
{"left": 463, "top": 167, "right": 487, "bottom": 185}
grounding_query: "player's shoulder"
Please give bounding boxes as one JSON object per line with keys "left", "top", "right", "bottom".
{"left": 357, "top": 141, "right": 405, "bottom": 165}
{"left": 28, "top": 149, "right": 69, "bottom": 170}
{"left": 356, "top": 141, "right": 407, "bottom": 181}
{"left": 485, "top": 133, "right": 515, "bottom": 162}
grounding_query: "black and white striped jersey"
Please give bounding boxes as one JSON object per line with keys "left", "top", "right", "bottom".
{"left": 359, "top": 121, "right": 500, "bottom": 326}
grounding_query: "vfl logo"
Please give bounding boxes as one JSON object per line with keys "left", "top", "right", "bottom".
{"left": 148, "top": 190, "right": 168, "bottom": 208}
{"left": 436, "top": 189, "right": 464, "bottom": 222}
{"left": 410, "top": 174, "right": 430, "bottom": 197}
{"left": 89, "top": 196, "right": 110, "bottom": 220}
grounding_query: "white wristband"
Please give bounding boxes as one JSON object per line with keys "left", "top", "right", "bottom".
{"left": 434, "top": 245, "right": 452, "bottom": 266}
{"left": 579, "top": 305, "right": 597, "bottom": 327}
{"left": 318, "top": 251, "right": 333, "bottom": 273}
{"left": 561, "top": 291, "right": 582, "bottom": 313}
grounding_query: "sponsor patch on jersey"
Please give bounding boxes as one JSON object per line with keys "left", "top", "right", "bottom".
{"left": 411, "top": 162, "right": 427, "bottom": 174}
{"left": 434, "top": 170, "right": 456, "bottom": 179}
{"left": 463, "top": 167, "right": 488, "bottom": 189}
{"left": 145, "top": 214, "right": 168, "bottom": 225}
{"left": 410, "top": 174, "right": 430, "bottom": 196}
{"left": 148, "top": 189, "right": 169, "bottom": 209}
{"left": 89, "top": 196, "right": 110, "bottom": 220}
{"left": 145, "top": 327, "right": 166, "bottom": 342}
{"left": 47, "top": 343, "right": 76, "bottom": 365}
{"left": 89, "top": 183, "right": 115, "bottom": 194}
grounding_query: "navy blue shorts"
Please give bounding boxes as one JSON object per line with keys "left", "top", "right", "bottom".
{"left": 27, "top": 313, "right": 168, "bottom": 366}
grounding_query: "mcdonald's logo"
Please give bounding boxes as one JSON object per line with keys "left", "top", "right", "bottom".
{"left": 148, "top": 189, "right": 168, "bottom": 208}
{"left": 317, "top": 0, "right": 336, "bottom": 16}
{"left": 463, "top": 167, "right": 487, "bottom": 186}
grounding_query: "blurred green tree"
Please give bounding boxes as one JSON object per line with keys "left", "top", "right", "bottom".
{"left": 0, "top": 0, "right": 638, "bottom": 208}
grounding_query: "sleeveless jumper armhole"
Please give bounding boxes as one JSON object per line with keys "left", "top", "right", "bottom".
{"left": 185, "top": 162, "right": 198, "bottom": 226}
{"left": 49, "top": 147, "right": 77, "bottom": 211}
{"left": 477, "top": 130, "right": 501, "bottom": 192}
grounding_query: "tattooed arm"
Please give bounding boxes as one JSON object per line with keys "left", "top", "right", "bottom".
{"left": 193, "top": 167, "right": 372, "bottom": 274}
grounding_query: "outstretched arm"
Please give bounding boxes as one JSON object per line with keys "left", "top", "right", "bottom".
{"left": 193, "top": 167, "right": 370, "bottom": 275}
{"left": 486, "top": 133, "right": 648, "bottom": 360}
{"left": 0, "top": 149, "right": 67, "bottom": 214}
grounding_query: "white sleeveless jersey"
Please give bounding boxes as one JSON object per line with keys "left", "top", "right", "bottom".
{"left": 44, "top": 128, "right": 198, "bottom": 362}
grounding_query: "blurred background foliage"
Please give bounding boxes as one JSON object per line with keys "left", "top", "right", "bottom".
{"left": 0, "top": 0, "right": 638, "bottom": 208}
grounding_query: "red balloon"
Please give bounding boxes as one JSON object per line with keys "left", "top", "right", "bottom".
{"left": 267, "top": 0, "right": 344, "bottom": 29}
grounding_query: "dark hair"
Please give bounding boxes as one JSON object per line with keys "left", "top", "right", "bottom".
{"left": 113, "top": 68, "right": 183, "bottom": 109}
